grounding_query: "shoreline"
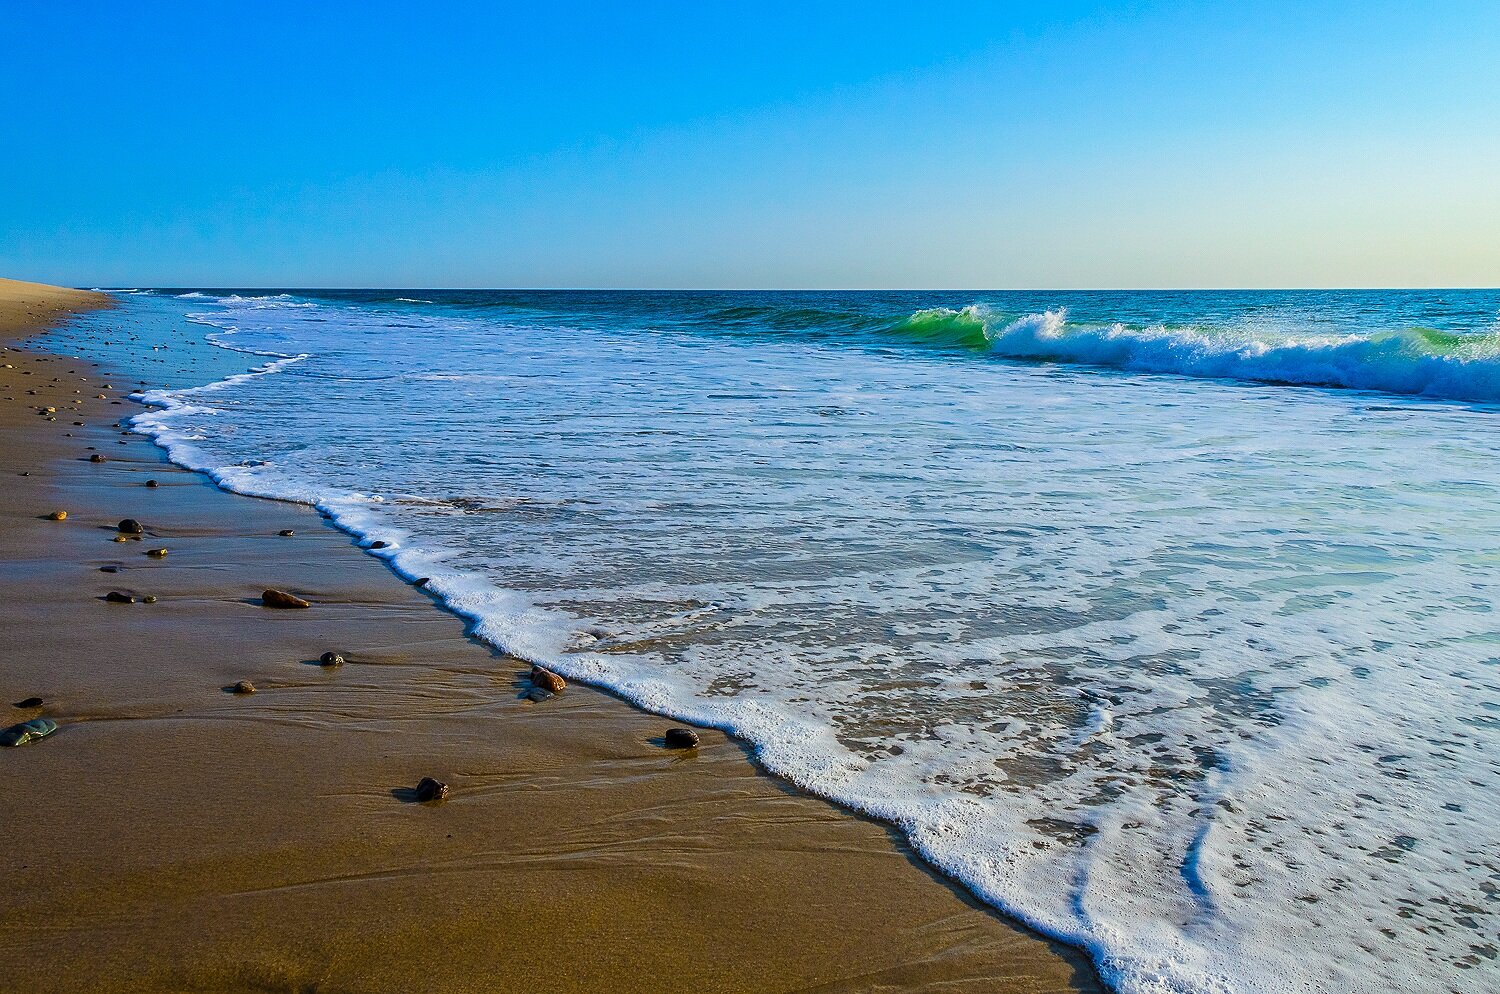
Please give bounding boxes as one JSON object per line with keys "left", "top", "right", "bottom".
{"left": 1, "top": 282, "right": 1103, "bottom": 993}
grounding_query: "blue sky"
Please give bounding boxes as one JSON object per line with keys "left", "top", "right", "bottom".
{"left": 3, "top": 1, "right": 1497, "bottom": 288}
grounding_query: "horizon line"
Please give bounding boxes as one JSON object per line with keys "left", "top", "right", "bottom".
{"left": 84, "top": 285, "right": 1500, "bottom": 294}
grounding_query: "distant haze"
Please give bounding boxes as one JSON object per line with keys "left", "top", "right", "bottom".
{"left": 4, "top": 2, "right": 1498, "bottom": 289}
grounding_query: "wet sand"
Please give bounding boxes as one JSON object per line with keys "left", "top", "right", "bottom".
{"left": 0, "top": 282, "right": 1102, "bottom": 993}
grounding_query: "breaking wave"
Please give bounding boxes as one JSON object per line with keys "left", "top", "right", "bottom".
{"left": 888, "top": 307, "right": 1500, "bottom": 402}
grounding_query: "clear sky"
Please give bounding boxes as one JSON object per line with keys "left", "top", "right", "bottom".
{"left": 3, "top": 1, "right": 1497, "bottom": 289}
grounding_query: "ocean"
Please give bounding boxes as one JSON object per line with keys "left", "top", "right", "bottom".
{"left": 53, "top": 288, "right": 1500, "bottom": 994}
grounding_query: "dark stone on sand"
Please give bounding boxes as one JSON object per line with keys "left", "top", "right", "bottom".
{"left": 145, "top": 479, "right": 158, "bottom": 488}
{"left": 142, "top": 595, "right": 158, "bottom": 604}
{"left": 89, "top": 453, "right": 106, "bottom": 463}
{"left": 415, "top": 777, "right": 449, "bottom": 802}
{"left": 117, "top": 518, "right": 143, "bottom": 534}
{"left": 46, "top": 510, "right": 67, "bottom": 521}
{"left": 261, "top": 588, "right": 310, "bottom": 609}
{"left": 145, "top": 547, "right": 168, "bottom": 558}
{"left": 1, "top": 717, "right": 58, "bottom": 747}
{"left": 104, "top": 591, "right": 135, "bottom": 604}
{"left": 231, "top": 680, "right": 256, "bottom": 695}
{"left": 664, "top": 727, "right": 701, "bottom": 749}
{"left": 531, "top": 665, "right": 566, "bottom": 694}
{"left": 12, "top": 697, "right": 43, "bottom": 709}
{"left": 414, "top": 577, "right": 431, "bottom": 588}
{"left": 101, "top": 565, "right": 121, "bottom": 573}
{"left": 278, "top": 529, "right": 295, "bottom": 537}
{"left": 319, "top": 651, "right": 345, "bottom": 667}
{"left": 369, "top": 540, "right": 388, "bottom": 549}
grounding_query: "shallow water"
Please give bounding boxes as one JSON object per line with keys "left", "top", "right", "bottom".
{"left": 55, "top": 289, "right": 1500, "bottom": 994}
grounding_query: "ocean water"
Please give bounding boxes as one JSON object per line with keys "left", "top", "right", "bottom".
{"left": 56, "top": 289, "right": 1500, "bottom": 994}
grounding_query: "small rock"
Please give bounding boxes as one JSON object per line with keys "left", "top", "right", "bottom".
{"left": 319, "top": 651, "right": 345, "bottom": 667}
{"left": 112, "top": 535, "right": 128, "bottom": 543}
{"left": 231, "top": 680, "right": 256, "bottom": 695}
{"left": 145, "top": 479, "right": 158, "bottom": 488}
{"left": 278, "top": 529, "right": 295, "bottom": 537}
{"left": 664, "top": 728, "right": 701, "bottom": 749}
{"left": 261, "top": 588, "right": 310, "bottom": 609}
{"left": 414, "top": 777, "right": 449, "bottom": 802}
{"left": 12, "top": 697, "right": 43, "bottom": 709}
{"left": 46, "top": 510, "right": 67, "bottom": 521}
{"left": 100, "top": 565, "right": 121, "bottom": 573}
{"left": 142, "top": 595, "right": 158, "bottom": 604}
{"left": 531, "top": 665, "right": 566, "bottom": 694}
{"left": 117, "top": 518, "right": 143, "bottom": 534}
{"left": 414, "top": 577, "right": 431, "bottom": 588}
{"left": 1, "top": 717, "right": 58, "bottom": 747}
{"left": 104, "top": 591, "right": 135, "bottom": 604}
{"left": 145, "top": 547, "right": 168, "bottom": 558}
{"left": 369, "top": 540, "right": 388, "bottom": 549}
{"left": 89, "top": 453, "right": 106, "bottom": 463}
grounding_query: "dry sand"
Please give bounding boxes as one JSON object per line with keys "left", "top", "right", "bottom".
{"left": 0, "top": 276, "right": 112, "bottom": 336}
{"left": 0, "top": 280, "right": 1102, "bottom": 993}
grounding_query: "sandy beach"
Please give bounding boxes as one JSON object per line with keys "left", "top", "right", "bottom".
{"left": 0, "top": 280, "right": 1101, "bottom": 993}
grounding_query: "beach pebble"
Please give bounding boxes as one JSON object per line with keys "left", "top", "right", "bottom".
{"left": 231, "top": 680, "right": 256, "bottom": 695}
{"left": 46, "top": 510, "right": 67, "bottom": 521}
{"left": 414, "top": 577, "right": 431, "bottom": 588}
{"left": 12, "top": 697, "right": 43, "bottom": 709}
{"left": 113, "top": 535, "right": 128, "bottom": 543}
{"left": 278, "top": 529, "right": 295, "bottom": 537}
{"left": 145, "top": 479, "right": 158, "bottom": 488}
{"left": 261, "top": 588, "right": 311, "bottom": 609}
{"left": 104, "top": 591, "right": 136, "bottom": 604}
{"left": 664, "top": 728, "right": 701, "bottom": 749}
{"left": 319, "top": 651, "right": 345, "bottom": 667}
{"left": 117, "top": 518, "right": 143, "bottom": 534}
{"left": 414, "top": 777, "right": 449, "bottom": 802}
{"left": 145, "top": 547, "right": 168, "bottom": 558}
{"left": 1, "top": 717, "right": 58, "bottom": 747}
{"left": 531, "top": 665, "right": 566, "bottom": 694}
{"left": 142, "top": 595, "right": 158, "bottom": 604}
{"left": 100, "top": 565, "right": 121, "bottom": 573}
{"left": 89, "top": 453, "right": 106, "bottom": 463}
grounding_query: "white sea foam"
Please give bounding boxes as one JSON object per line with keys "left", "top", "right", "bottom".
{"left": 113, "top": 289, "right": 1500, "bottom": 994}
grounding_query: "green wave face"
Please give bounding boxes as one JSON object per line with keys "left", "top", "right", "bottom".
{"left": 1405, "top": 326, "right": 1500, "bottom": 357}
{"left": 889, "top": 306, "right": 994, "bottom": 349}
